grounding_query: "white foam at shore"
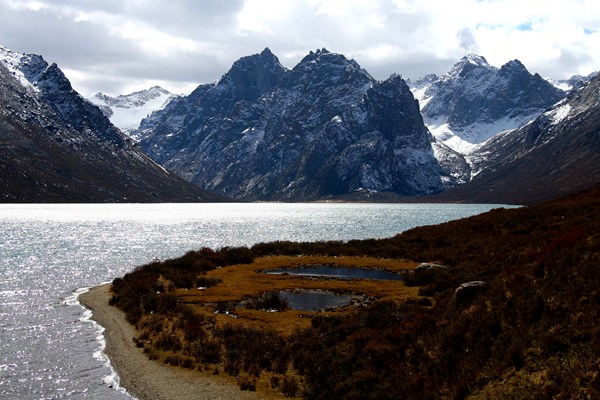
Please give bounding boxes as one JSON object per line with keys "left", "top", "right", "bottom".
{"left": 72, "top": 286, "right": 137, "bottom": 399}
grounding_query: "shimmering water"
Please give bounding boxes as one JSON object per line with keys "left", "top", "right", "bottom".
{"left": 0, "top": 202, "right": 511, "bottom": 399}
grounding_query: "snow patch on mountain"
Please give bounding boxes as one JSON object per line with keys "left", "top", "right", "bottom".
{"left": 427, "top": 113, "right": 540, "bottom": 155}
{"left": 0, "top": 45, "right": 43, "bottom": 93}
{"left": 88, "top": 86, "right": 177, "bottom": 136}
{"left": 410, "top": 54, "right": 565, "bottom": 159}
{"left": 546, "top": 101, "right": 571, "bottom": 125}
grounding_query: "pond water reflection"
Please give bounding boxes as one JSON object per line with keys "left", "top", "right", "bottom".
{"left": 278, "top": 290, "right": 352, "bottom": 311}
{"left": 264, "top": 264, "right": 404, "bottom": 280}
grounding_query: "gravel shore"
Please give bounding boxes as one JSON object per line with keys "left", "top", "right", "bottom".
{"left": 79, "top": 284, "right": 263, "bottom": 400}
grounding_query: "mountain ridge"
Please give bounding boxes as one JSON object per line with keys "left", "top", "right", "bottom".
{"left": 135, "top": 48, "right": 443, "bottom": 201}
{"left": 431, "top": 73, "right": 600, "bottom": 204}
{"left": 411, "top": 54, "right": 565, "bottom": 155}
{"left": 88, "top": 86, "right": 177, "bottom": 137}
{"left": 0, "top": 45, "right": 220, "bottom": 202}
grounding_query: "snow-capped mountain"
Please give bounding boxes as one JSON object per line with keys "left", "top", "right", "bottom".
{"left": 135, "top": 48, "right": 443, "bottom": 201}
{"left": 411, "top": 54, "right": 565, "bottom": 155}
{"left": 0, "top": 45, "right": 217, "bottom": 202}
{"left": 437, "top": 72, "right": 600, "bottom": 204}
{"left": 88, "top": 86, "right": 176, "bottom": 137}
{"left": 548, "top": 71, "right": 599, "bottom": 91}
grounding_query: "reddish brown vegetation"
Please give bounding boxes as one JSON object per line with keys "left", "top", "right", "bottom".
{"left": 110, "top": 184, "right": 600, "bottom": 399}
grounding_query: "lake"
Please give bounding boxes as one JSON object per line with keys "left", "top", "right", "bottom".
{"left": 0, "top": 202, "right": 513, "bottom": 399}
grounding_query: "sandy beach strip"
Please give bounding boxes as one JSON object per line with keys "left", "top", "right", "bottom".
{"left": 79, "top": 283, "right": 264, "bottom": 400}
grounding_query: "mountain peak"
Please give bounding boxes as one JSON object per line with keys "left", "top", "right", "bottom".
{"left": 300, "top": 48, "right": 335, "bottom": 63}
{"left": 498, "top": 59, "right": 528, "bottom": 76}
{"left": 260, "top": 47, "right": 275, "bottom": 57}
{"left": 0, "top": 45, "right": 49, "bottom": 92}
{"left": 214, "top": 48, "right": 286, "bottom": 103}
{"left": 462, "top": 53, "right": 490, "bottom": 67}
{"left": 87, "top": 86, "right": 177, "bottom": 134}
{"left": 446, "top": 54, "right": 494, "bottom": 79}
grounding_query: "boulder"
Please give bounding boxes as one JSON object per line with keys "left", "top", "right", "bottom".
{"left": 415, "top": 263, "right": 448, "bottom": 272}
{"left": 454, "top": 281, "right": 488, "bottom": 303}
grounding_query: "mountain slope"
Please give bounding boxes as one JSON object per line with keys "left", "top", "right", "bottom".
{"left": 412, "top": 54, "right": 565, "bottom": 155}
{"left": 88, "top": 86, "right": 177, "bottom": 137}
{"left": 136, "top": 48, "right": 443, "bottom": 201}
{"left": 0, "top": 45, "right": 219, "bottom": 202}
{"left": 434, "top": 73, "right": 600, "bottom": 204}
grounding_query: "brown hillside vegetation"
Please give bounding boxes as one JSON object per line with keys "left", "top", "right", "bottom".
{"left": 110, "top": 183, "right": 600, "bottom": 399}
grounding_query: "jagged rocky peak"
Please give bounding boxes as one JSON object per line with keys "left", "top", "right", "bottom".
{"left": 447, "top": 53, "right": 495, "bottom": 78}
{"left": 498, "top": 59, "right": 530, "bottom": 77}
{"left": 297, "top": 47, "right": 360, "bottom": 70}
{"left": 462, "top": 53, "right": 491, "bottom": 67}
{"left": 300, "top": 47, "right": 332, "bottom": 62}
{"left": 0, "top": 45, "right": 48, "bottom": 91}
{"left": 366, "top": 73, "right": 431, "bottom": 145}
{"left": 217, "top": 47, "right": 286, "bottom": 101}
{"left": 283, "top": 48, "right": 373, "bottom": 92}
{"left": 135, "top": 48, "right": 442, "bottom": 200}
{"left": 91, "top": 86, "right": 172, "bottom": 108}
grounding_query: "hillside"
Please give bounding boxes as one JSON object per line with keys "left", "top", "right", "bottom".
{"left": 0, "top": 45, "right": 218, "bottom": 202}
{"left": 108, "top": 182, "right": 600, "bottom": 399}
{"left": 435, "top": 73, "right": 600, "bottom": 204}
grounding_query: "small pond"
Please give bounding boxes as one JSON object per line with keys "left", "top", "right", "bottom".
{"left": 264, "top": 264, "right": 404, "bottom": 281}
{"left": 279, "top": 290, "right": 352, "bottom": 311}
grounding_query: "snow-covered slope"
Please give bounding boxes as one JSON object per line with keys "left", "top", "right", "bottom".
{"left": 0, "top": 44, "right": 217, "bottom": 202}
{"left": 88, "top": 86, "right": 176, "bottom": 137}
{"left": 548, "top": 72, "right": 599, "bottom": 92}
{"left": 410, "top": 54, "right": 566, "bottom": 155}
{"left": 438, "top": 73, "right": 600, "bottom": 204}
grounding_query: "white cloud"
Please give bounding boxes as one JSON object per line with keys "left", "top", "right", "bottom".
{"left": 1, "top": 0, "right": 599, "bottom": 96}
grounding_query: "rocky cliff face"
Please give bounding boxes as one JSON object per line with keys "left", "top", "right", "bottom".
{"left": 0, "top": 45, "right": 217, "bottom": 202}
{"left": 136, "top": 48, "right": 443, "bottom": 200}
{"left": 411, "top": 54, "right": 565, "bottom": 155}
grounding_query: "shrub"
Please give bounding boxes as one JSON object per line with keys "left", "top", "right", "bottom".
{"left": 154, "top": 332, "right": 182, "bottom": 352}
{"left": 237, "top": 373, "right": 257, "bottom": 391}
{"left": 164, "top": 354, "right": 183, "bottom": 366}
{"left": 281, "top": 375, "right": 300, "bottom": 397}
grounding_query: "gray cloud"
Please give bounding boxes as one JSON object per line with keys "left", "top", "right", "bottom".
{"left": 458, "top": 28, "right": 479, "bottom": 53}
{"left": 1, "top": 0, "right": 598, "bottom": 96}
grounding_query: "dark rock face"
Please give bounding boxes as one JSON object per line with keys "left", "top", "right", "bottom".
{"left": 137, "top": 48, "right": 443, "bottom": 200}
{"left": 0, "top": 46, "right": 218, "bottom": 202}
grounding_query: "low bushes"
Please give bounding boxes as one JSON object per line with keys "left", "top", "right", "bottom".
{"left": 109, "top": 184, "right": 600, "bottom": 399}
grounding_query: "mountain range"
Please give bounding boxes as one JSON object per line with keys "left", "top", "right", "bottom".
{"left": 1, "top": 43, "right": 598, "bottom": 203}
{"left": 410, "top": 54, "right": 565, "bottom": 154}
{"left": 0, "top": 45, "right": 218, "bottom": 202}
{"left": 435, "top": 72, "right": 600, "bottom": 204}
{"left": 135, "top": 48, "right": 443, "bottom": 200}
{"left": 88, "top": 86, "right": 176, "bottom": 138}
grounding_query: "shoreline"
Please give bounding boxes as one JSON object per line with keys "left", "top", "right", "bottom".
{"left": 78, "top": 283, "right": 264, "bottom": 400}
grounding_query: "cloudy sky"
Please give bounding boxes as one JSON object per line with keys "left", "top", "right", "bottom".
{"left": 1, "top": 0, "right": 599, "bottom": 97}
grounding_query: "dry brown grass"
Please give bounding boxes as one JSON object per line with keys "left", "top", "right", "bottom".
{"left": 176, "top": 255, "right": 420, "bottom": 335}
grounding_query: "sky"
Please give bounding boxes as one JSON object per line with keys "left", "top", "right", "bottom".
{"left": 1, "top": 0, "right": 599, "bottom": 97}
